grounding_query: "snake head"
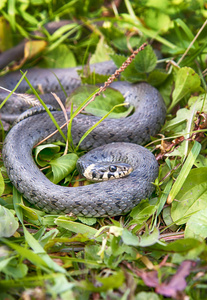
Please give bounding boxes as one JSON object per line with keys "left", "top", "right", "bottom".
{"left": 81, "top": 162, "right": 133, "bottom": 182}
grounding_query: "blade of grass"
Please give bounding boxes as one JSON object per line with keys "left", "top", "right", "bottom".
{"left": 23, "top": 226, "right": 66, "bottom": 273}
{"left": 0, "top": 71, "right": 27, "bottom": 109}
{"left": 157, "top": 178, "right": 173, "bottom": 216}
{"left": 47, "top": 25, "right": 81, "bottom": 52}
{"left": 67, "top": 88, "right": 100, "bottom": 148}
{"left": 20, "top": 71, "right": 67, "bottom": 142}
{"left": 75, "top": 103, "right": 129, "bottom": 150}
{"left": 167, "top": 141, "right": 201, "bottom": 204}
{"left": 117, "top": 18, "right": 176, "bottom": 50}
{"left": 7, "top": 0, "right": 16, "bottom": 30}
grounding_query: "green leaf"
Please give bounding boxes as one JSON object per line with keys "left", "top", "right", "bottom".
{"left": 35, "top": 144, "right": 61, "bottom": 167}
{"left": 111, "top": 45, "right": 157, "bottom": 82}
{"left": 23, "top": 226, "right": 66, "bottom": 273}
{"left": 48, "top": 153, "right": 78, "bottom": 184}
{"left": 168, "top": 67, "right": 201, "bottom": 111}
{"left": 76, "top": 102, "right": 130, "bottom": 150}
{"left": 68, "top": 85, "right": 133, "bottom": 118}
{"left": 38, "top": 44, "right": 76, "bottom": 68}
{"left": 135, "top": 292, "right": 160, "bottom": 300}
{"left": 1, "top": 260, "right": 28, "bottom": 279}
{"left": 122, "top": 227, "right": 159, "bottom": 247}
{"left": 167, "top": 141, "right": 201, "bottom": 204}
{"left": 80, "top": 271, "right": 125, "bottom": 292}
{"left": 77, "top": 216, "right": 97, "bottom": 226}
{"left": 0, "top": 171, "right": 5, "bottom": 196}
{"left": 149, "top": 238, "right": 204, "bottom": 254}
{"left": 1, "top": 238, "right": 50, "bottom": 271}
{"left": 129, "top": 200, "right": 157, "bottom": 224}
{"left": 171, "top": 167, "right": 207, "bottom": 225}
{"left": 111, "top": 53, "right": 146, "bottom": 82}
{"left": 55, "top": 217, "right": 98, "bottom": 238}
{"left": 0, "top": 0, "right": 6, "bottom": 10}
{"left": 185, "top": 208, "right": 207, "bottom": 240}
{"left": 143, "top": 9, "right": 171, "bottom": 33}
{"left": 0, "top": 206, "right": 19, "bottom": 237}
{"left": 157, "top": 179, "right": 173, "bottom": 216}
{"left": 134, "top": 44, "right": 157, "bottom": 73}
{"left": 147, "top": 69, "right": 169, "bottom": 87}
{"left": 122, "top": 228, "right": 139, "bottom": 246}
{"left": 18, "top": 203, "right": 39, "bottom": 220}
{"left": 90, "top": 37, "right": 114, "bottom": 64}
{"left": 138, "top": 227, "right": 160, "bottom": 247}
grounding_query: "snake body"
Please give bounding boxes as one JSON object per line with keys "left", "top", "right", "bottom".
{"left": 1, "top": 62, "right": 166, "bottom": 217}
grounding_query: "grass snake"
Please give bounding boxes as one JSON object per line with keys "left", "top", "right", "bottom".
{"left": 1, "top": 61, "right": 166, "bottom": 217}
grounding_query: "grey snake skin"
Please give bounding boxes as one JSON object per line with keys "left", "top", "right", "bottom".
{"left": 1, "top": 61, "right": 166, "bottom": 217}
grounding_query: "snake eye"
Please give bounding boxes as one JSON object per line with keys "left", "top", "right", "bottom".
{"left": 109, "top": 165, "right": 117, "bottom": 172}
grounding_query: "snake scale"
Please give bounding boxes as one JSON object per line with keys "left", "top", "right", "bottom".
{"left": 1, "top": 61, "right": 166, "bottom": 217}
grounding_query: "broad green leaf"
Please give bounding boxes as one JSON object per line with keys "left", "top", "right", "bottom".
{"left": 167, "top": 141, "right": 201, "bottom": 204}
{"left": 0, "top": 256, "right": 13, "bottom": 272}
{"left": 48, "top": 153, "right": 78, "bottom": 184}
{"left": 35, "top": 144, "right": 61, "bottom": 167}
{"left": 78, "top": 216, "right": 97, "bottom": 226}
{"left": 129, "top": 199, "right": 157, "bottom": 225}
{"left": 90, "top": 37, "right": 114, "bottom": 64}
{"left": 149, "top": 238, "right": 204, "bottom": 254}
{"left": 122, "top": 227, "right": 159, "bottom": 247}
{"left": 111, "top": 45, "right": 157, "bottom": 81}
{"left": 122, "top": 228, "right": 139, "bottom": 246}
{"left": 38, "top": 44, "right": 76, "bottom": 68}
{"left": 0, "top": 206, "right": 19, "bottom": 237}
{"left": 68, "top": 85, "right": 133, "bottom": 118}
{"left": 147, "top": 68, "right": 169, "bottom": 87}
{"left": 138, "top": 227, "right": 160, "bottom": 247}
{"left": 134, "top": 44, "right": 157, "bottom": 73}
{"left": 195, "top": 154, "right": 207, "bottom": 168}
{"left": 135, "top": 292, "right": 160, "bottom": 300}
{"left": 143, "top": 9, "right": 171, "bottom": 33}
{"left": 168, "top": 67, "right": 200, "bottom": 111}
{"left": 162, "top": 206, "right": 178, "bottom": 232}
{"left": 162, "top": 107, "right": 190, "bottom": 132}
{"left": 80, "top": 271, "right": 125, "bottom": 292}
{"left": 55, "top": 217, "right": 98, "bottom": 238}
{"left": 171, "top": 167, "right": 207, "bottom": 225}
{"left": 1, "top": 260, "right": 28, "bottom": 279}
{"left": 50, "top": 274, "right": 74, "bottom": 295}
{"left": 111, "top": 53, "right": 146, "bottom": 82}
{"left": 185, "top": 208, "right": 207, "bottom": 240}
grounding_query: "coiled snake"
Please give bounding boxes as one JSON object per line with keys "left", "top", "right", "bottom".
{"left": 1, "top": 61, "right": 166, "bottom": 217}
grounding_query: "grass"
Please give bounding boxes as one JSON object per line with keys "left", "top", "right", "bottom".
{"left": 0, "top": 0, "right": 207, "bottom": 299}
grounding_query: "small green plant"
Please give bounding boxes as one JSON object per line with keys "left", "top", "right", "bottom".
{"left": 0, "top": 0, "right": 207, "bottom": 299}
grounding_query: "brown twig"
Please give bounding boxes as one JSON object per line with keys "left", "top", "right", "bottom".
{"left": 35, "top": 42, "right": 148, "bottom": 147}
